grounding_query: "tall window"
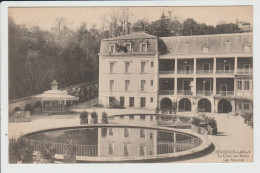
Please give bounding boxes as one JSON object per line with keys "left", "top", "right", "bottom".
{"left": 140, "top": 97, "right": 146, "bottom": 107}
{"left": 151, "top": 61, "right": 154, "bottom": 67}
{"left": 129, "top": 97, "right": 134, "bottom": 107}
{"left": 139, "top": 146, "right": 145, "bottom": 156}
{"left": 124, "top": 128, "right": 129, "bottom": 137}
{"left": 124, "top": 43, "right": 131, "bottom": 52}
{"left": 150, "top": 80, "right": 153, "bottom": 86}
{"left": 140, "top": 129, "right": 145, "bottom": 138}
{"left": 125, "top": 62, "right": 130, "bottom": 73}
{"left": 124, "top": 144, "right": 129, "bottom": 156}
{"left": 140, "top": 43, "right": 147, "bottom": 52}
{"left": 110, "top": 62, "right": 115, "bottom": 73}
{"left": 141, "top": 62, "right": 146, "bottom": 73}
{"left": 244, "top": 103, "right": 249, "bottom": 110}
{"left": 109, "top": 45, "right": 115, "bottom": 53}
{"left": 109, "top": 128, "right": 113, "bottom": 136}
{"left": 237, "top": 81, "right": 242, "bottom": 90}
{"left": 244, "top": 81, "right": 250, "bottom": 90}
{"left": 125, "top": 80, "right": 130, "bottom": 91}
{"left": 108, "top": 143, "right": 113, "bottom": 155}
{"left": 110, "top": 80, "right": 114, "bottom": 91}
{"left": 141, "top": 80, "right": 146, "bottom": 91}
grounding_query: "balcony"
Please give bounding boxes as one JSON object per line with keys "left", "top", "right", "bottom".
{"left": 177, "top": 90, "right": 193, "bottom": 95}
{"left": 177, "top": 70, "right": 193, "bottom": 74}
{"left": 216, "top": 91, "right": 234, "bottom": 97}
{"left": 237, "top": 68, "right": 253, "bottom": 75}
{"left": 216, "top": 70, "right": 234, "bottom": 74}
{"left": 196, "top": 90, "right": 213, "bottom": 96}
{"left": 235, "top": 90, "right": 253, "bottom": 99}
{"left": 196, "top": 70, "right": 213, "bottom": 74}
{"left": 159, "top": 90, "right": 174, "bottom": 95}
{"left": 159, "top": 71, "right": 175, "bottom": 74}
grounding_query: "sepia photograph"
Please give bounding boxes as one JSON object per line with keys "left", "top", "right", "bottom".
{"left": 1, "top": 2, "right": 256, "bottom": 168}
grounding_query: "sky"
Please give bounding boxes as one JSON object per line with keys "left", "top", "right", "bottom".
{"left": 8, "top": 6, "right": 253, "bottom": 31}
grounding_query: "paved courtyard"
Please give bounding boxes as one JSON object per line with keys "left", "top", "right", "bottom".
{"left": 8, "top": 108, "right": 253, "bottom": 163}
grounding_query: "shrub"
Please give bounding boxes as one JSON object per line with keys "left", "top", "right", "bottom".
{"left": 191, "top": 115, "right": 218, "bottom": 135}
{"left": 9, "top": 138, "right": 34, "bottom": 163}
{"left": 80, "top": 112, "right": 88, "bottom": 120}
{"left": 102, "top": 112, "right": 108, "bottom": 124}
{"left": 38, "top": 140, "right": 55, "bottom": 162}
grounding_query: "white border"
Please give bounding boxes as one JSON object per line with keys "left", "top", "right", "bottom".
{"left": 1, "top": 1, "right": 260, "bottom": 173}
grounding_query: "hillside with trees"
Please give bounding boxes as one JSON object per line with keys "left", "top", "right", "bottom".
{"left": 9, "top": 10, "right": 245, "bottom": 100}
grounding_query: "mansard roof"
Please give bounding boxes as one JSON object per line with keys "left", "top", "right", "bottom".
{"left": 159, "top": 33, "right": 252, "bottom": 55}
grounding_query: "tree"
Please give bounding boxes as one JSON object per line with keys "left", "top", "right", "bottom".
{"left": 181, "top": 18, "right": 197, "bottom": 36}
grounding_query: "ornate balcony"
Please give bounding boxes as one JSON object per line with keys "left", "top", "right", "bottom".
{"left": 216, "top": 70, "right": 234, "bottom": 74}
{"left": 177, "top": 70, "right": 193, "bottom": 74}
{"left": 159, "top": 71, "right": 175, "bottom": 74}
{"left": 196, "top": 70, "right": 213, "bottom": 74}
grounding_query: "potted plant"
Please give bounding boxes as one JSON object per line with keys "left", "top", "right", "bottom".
{"left": 101, "top": 112, "right": 108, "bottom": 124}
{"left": 91, "top": 111, "right": 98, "bottom": 124}
{"left": 9, "top": 138, "right": 34, "bottom": 164}
{"left": 79, "top": 112, "right": 88, "bottom": 124}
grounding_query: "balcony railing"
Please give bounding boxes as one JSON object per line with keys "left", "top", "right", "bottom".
{"left": 216, "top": 91, "right": 234, "bottom": 96}
{"left": 177, "top": 70, "right": 193, "bottom": 74}
{"left": 196, "top": 90, "right": 213, "bottom": 96}
{"left": 237, "top": 68, "right": 253, "bottom": 75}
{"left": 159, "top": 71, "right": 175, "bottom": 74}
{"left": 159, "top": 90, "right": 174, "bottom": 95}
{"left": 216, "top": 70, "right": 234, "bottom": 74}
{"left": 177, "top": 90, "right": 193, "bottom": 95}
{"left": 196, "top": 70, "right": 213, "bottom": 74}
{"left": 235, "top": 90, "right": 253, "bottom": 98}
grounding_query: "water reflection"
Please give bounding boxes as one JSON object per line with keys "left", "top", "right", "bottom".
{"left": 27, "top": 127, "right": 200, "bottom": 158}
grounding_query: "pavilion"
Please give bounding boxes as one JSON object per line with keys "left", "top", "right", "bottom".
{"left": 31, "top": 80, "right": 79, "bottom": 114}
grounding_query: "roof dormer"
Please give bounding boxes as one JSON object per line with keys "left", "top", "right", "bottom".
{"left": 203, "top": 44, "right": 209, "bottom": 53}
{"left": 245, "top": 43, "right": 250, "bottom": 52}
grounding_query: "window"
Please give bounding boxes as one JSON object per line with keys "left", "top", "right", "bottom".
{"left": 110, "top": 80, "right": 114, "bottom": 91}
{"left": 244, "top": 103, "right": 249, "bottom": 110}
{"left": 203, "top": 63, "right": 210, "bottom": 71}
{"left": 129, "top": 115, "right": 134, "bottom": 120}
{"left": 239, "top": 103, "right": 242, "bottom": 109}
{"left": 108, "top": 143, "right": 113, "bottom": 155}
{"left": 140, "top": 129, "right": 145, "bottom": 138}
{"left": 150, "top": 97, "right": 153, "bottom": 103}
{"left": 237, "top": 81, "right": 242, "bottom": 90}
{"left": 140, "top": 115, "right": 145, "bottom": 120}
{"left": 124, "top": 43, "right": 131, "bottom": 52}
{"left": 110, "top": 62, "right": 115, "bottom": 73}
{"left": 140, "top": 43, "right": 147, "bottom": 52}
{"left": 120, "top": 115, "right": 124, "bottom": 119}
{"left": 141, "top": 80, "right": 146, "bottom": 91}
{"left": 244, "top": 81, "right": 250, "bottom": 90}
{"left": 125, "top": 80, "right": 130, "bottom": 91}
{"left": 109, "top": 45, "right": 115, "bottom": 53}
{"left": 120, "top": 97, "right": 125, "bottom": 107}
{"left": 150, "top": 116, "right": 153, "bottom": 121}
{"left": 141, "top": 62, "right": 146, "bottom": 73}
{"left": 151, "top": 61, "right": 154, "bottom": 67}
{"left": 129, "top": 97, "right": 134, "bottom": 107}
{"left": 109, "top": 128, "right": 113, "bottom": 136}
{"left": 140, "top": 97, "right": 146, "bottom": 107}
{"left": 139, "top": 146, "right": 145, "bottom": 156}
{"left": 124, "top": 144, "right": 129, "bottom": 156}
{"left": 244, "top": 64, "right": 250, "bottom": 73}
{"left": 150, "top": 80, "right": 153, "bottom": 86}
{"left": 150, "top": 133, "right": 153, "bottom": 139}
{"left": 124, "top": 128, "right": 129, "bottom": 137}
{"left": 125, "top": 62, "right": 130, "bottom": 73}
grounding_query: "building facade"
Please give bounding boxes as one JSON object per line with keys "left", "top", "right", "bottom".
{"left": 99, "top": 32, "right": 253, "bottom": 114}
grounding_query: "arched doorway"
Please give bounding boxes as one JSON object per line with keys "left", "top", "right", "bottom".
{"left": 179, "top": 98, "right": 191, "bottom": 112}
{"left": 198, "top": 99, "right": 211, "bottom": 112}
{"left": 218, "top": 99, "right": 232, "bottom": 113}
{"left": 160, "top": 98, "right": 172, "bottom": 110}
{"left": 13, "top": 107, "right": 21, "bottom": 113}
{"left": 34, "top": 101, "right": 42, "bottom": 114}
{"left": 24, "top": 104, "right": 33, "bottom": 114}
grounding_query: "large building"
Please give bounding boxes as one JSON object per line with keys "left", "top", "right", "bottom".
{"left": 98, "top": 32, "right": 253, "bottom": 114}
